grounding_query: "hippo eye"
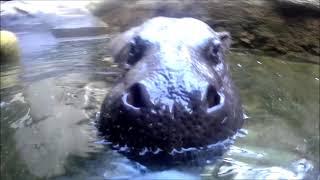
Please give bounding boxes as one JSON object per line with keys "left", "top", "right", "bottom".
{"left": 208, "top": 40, "right": 222, "bottom": 64}
{"left": 127, "top": 36, "right": 145, "bottom": 65}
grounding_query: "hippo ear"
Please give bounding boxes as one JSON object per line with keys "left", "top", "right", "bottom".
{"left": 218, "top": 32, "right": 231, "bottom": 52}
{"left": 109, "top": 27, "right": 139, "bottom": 64}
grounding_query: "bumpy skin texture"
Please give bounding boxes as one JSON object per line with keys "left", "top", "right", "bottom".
{"left": 99, "top": 17, "right": 244, "bottom": 155}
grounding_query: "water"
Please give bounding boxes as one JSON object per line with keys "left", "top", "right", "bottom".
{"left": 1, "top": 32, "right": 319, "bottom": 179}
{"left": 202, "top": 53, "right": 319, "bottom": 179}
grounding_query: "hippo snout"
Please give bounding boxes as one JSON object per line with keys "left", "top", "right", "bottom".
{"left": 122, "top": 82, "right": 224, "bottom": 114}
{"left": 98, "top": 17, "right": 244, "bottom": 155}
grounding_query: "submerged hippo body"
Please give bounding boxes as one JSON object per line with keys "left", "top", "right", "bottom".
{"left": 99, "top": 17, "right": 244, "bottom": 157}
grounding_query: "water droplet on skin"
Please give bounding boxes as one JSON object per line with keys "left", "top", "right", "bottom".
{"left": 238, "top": 129, "right": 248, "bottom": 136}
{"left": 113, "top": 144, "right": 119, "bottom": 148}
{"left": 119, "top": 145, "right": 129, "bottom": 152}
{"left": 153, "top": 148, "right": 162, "bottom": 154}
{"left": 243, "top": 113, "right": 249, "bottom": 119}
{"left": 139, "top": 148, "right": 148, "bottom": 156}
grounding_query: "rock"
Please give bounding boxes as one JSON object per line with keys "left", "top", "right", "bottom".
{"left": 0, "top": 1, "right": 108, "bottom": 38}
{"left": 90, "top": 0, "right": 320, "bottom": 64}
{"left": 51, "top": 18, "right": 108, "bottom": 38}
{"left": 0, "top": 30, "right": 20, "bottom": 63}
{"left": 276, "top": 0, "right": 320, "bottom": 14}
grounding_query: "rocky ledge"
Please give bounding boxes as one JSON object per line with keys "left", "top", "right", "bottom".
{"left": 90, "top": 0, "right": 319, "bottom": 64}
{"left": 0, "top": 1, "right": 108, "bottom": 38}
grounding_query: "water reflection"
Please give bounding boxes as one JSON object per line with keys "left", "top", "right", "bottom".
{"left": 1, "top": 35, "right": 122, "bottom": 179}
{"left": 13, "top": 75, "right": 102, "bottom": 177}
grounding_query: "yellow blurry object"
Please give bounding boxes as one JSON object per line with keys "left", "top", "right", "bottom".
{"left": 0, "top": 30, "right": 20, "bottom": 63}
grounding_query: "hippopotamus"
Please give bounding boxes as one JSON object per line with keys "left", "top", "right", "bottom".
{"left": 98, "top": 17, "right": 244, "bottom": 158}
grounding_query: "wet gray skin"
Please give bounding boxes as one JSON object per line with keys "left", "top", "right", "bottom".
{"left": 99, "top": 17, "right": 244, "bottom": 155}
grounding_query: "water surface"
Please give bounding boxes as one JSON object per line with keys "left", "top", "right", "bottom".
{"left": 1, "top": 31, "right": 319, "bottom": 179}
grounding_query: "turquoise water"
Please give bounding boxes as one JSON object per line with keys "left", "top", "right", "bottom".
{"left": 1, "top": 34, "right": 319, "bottom": 179}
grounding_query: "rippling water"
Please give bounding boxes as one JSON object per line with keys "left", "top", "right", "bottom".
{"left": 1, "top": 31, "right": 319, "bottom": 179}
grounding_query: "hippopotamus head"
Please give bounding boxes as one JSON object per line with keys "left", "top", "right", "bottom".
{"left": 99, "top": 17, "right": 244, "bottom": 156}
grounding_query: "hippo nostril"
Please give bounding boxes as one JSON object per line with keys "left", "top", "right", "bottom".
{"left": 124, "top": 83, "right": 152, "bottom": 109}
{"left": 206, "top": 85, "right": 221, "bottom": 108}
